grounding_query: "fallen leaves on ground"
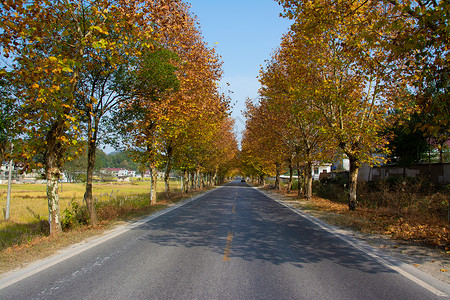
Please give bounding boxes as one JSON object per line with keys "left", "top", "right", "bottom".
{"left": 278, "top": 191, "right": 449, "bottom": 248}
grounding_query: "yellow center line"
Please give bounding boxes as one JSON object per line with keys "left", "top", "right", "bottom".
{"left": 223, "top": 231, "right": 233, "bottom": 262}
{"left": 232, "top": 192, "right": 238, "bottom": 213}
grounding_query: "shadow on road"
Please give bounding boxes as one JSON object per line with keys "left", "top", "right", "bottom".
{"left": 133, "top": 183, "right": 393, "bottom": 275}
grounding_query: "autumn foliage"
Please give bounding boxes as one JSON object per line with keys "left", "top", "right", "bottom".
{"left": 242, "top": 0, "right": 449, "bottom": 212}
{"left": 0, "top": 0, "right": 237, "bottom": 234}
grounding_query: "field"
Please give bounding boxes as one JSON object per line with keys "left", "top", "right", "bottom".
{"left": 0, "top": 179, "right": 183, "bottom": 225}
{"left": 0, "top": 179, "right": 185, "bottom": 254}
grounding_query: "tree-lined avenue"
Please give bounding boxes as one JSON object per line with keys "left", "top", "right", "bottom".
{"left": 1, "top": 181, "right": 448, "bottom": 299}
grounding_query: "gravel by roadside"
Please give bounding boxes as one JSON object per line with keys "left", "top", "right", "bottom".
{"left": 258, "top": 187, "right": 450, "bottom": 284}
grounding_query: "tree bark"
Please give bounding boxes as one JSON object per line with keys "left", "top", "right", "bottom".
{"left": 46, "top": 166, "right": 61, "bottom": 235}
{"left": 287, "top": 158, "right": 293, "bottom": 193}
{"left": 183, "top": 169, "right": 189, "bottom": 193}
{"left": 213, "top": 167, "right": 218, "bottom": 186}
{"left": 306, "top": 161, "right": 313, "bottom": 201}
{"left": 0, "top": 139, "right": 6, "bottom": 167}
{"left": 195, "top": 169, "right": 200, "bottom": 189}
{"left": 297, "top": 162, "right": 302, "bottom": 197}
{"left": 275, "top": 162, "right": 281, "bottom": 190}
{"left": 201, "top": 172, "right": 205, "bottom": 188}
{"left": 180, "top": 171, "right": 184, "bottom": 191}
{"left": 83, "top": 117, "right": 99, "bottom": 226}
{"left": 5, "top": 142, "right": 13, "bottom": 220}
{"left": 149, "top": 164, "right": 157, "bottom": 205}
{"left": 164, "top": 145, "right": 173, "bottom": 199}
{"left": 44, "top": 119, "right": 65, "bottom": 236}
{"left": 348, "top": 156, "right": 360, "bottom": 211}
{"left": 190, "top": 172, "right": 195, "bottom": 190}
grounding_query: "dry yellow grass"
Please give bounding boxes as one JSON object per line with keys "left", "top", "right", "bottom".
{"left": 0, "top": 179, "right": 182, "bottom": 226}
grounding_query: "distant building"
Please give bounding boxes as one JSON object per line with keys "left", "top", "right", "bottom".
{"left": 312, "top": 163, "right": 332, "bottom": 181}
{"left": 100, "top": 168, "right": 138, "bottom": 179}
{"left": 118, "top": 169, "right": 128, "bottom": 177}
{"left": 101, "top": 168, "right": 123, "bottom": 177}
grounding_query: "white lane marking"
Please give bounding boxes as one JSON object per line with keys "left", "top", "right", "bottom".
{"left": 0, "top": 187, "right": 220, "bottom": 290}
{"left": 255, "top": 187, "right": 448, "bottom": 298}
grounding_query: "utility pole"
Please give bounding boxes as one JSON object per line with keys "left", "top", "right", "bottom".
{"left": 5, "top": 142, "right": 13, "bottom": 220}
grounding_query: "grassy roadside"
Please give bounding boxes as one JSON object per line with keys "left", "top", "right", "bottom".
{"left": 0, "top": 181, "right": 212, "bottom": 275}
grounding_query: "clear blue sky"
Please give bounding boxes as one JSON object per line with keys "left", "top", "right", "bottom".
{"left": 187, "top": 0, "right": 293, "bottom": 141}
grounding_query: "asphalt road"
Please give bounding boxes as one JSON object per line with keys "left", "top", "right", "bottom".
{"left": 1, "top": 180, "right": 449, "bottom": 299}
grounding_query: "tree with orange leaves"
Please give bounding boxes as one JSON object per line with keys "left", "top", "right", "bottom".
{"left": 276, "top": 0, "right": 403, "bottom": 210}
{"left": 241, "top": 97, "right": 292, "bottom": 190}
{"left": 257, "top": 38, "right": 335, "bottom": 200}
{"left": 152, "top": 1, "right": 228, "bottom": 198}
{"left": 110, "top": 0, "right": 235, "bottom": 200}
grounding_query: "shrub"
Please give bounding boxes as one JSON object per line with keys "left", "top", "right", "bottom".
{"left": 291, "top": 180, "right": 299, "bottom": 191}
{"left": 357, "top": 178, "right": 449, "bottom": 220}
{"left": 61, "top": 200, "right": 89, "bottom": 231}
{"left": 313, "top": 180, "right": 348, "bottom": 203}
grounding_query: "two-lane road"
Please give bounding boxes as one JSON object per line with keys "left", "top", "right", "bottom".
{"left": 1, "top": 181, "right": 449, "bottom": 299}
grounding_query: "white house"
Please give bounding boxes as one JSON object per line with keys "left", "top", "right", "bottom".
{"left": 312, "top": 163, "right": 332, "bottom": 181}
{"left": 118, "top": 169, "right": 128, "bottom": 177}
{"left": 279, "top": 163, "right": 332, "bottom": 181}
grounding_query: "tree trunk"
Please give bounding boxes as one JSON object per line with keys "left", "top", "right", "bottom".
{"left": 164, "top": 145, "right": 173, "bottom": 199}
{"left": 201, "top": 173, "right": 205, "bottom": 188}
{"left": 195, "top": 169, "right": 200, "bottom": 189}
{"left": 287, "top": 158, "right": 293, "bottom": 193}
{"left": 149, "top": 164, "right": 157, "bottom": 205}
{"left": 180, "top": 171, "right": 184, "bottom": 191}
{"left": 0, "top": 139, "right": 6, "bottom": 167}
{"left": 302, "top": 168, "right": 307, "bottom": 196}
{"left": 183, "top": 169, "right": 189, "bottom": 193}
{"left": 213, "top": 168, "right": 218, "bottom": 186}
{"left": 190, "top": 172, "right": 194, "bottom": 189}
{"left": 306, "top": 161, "right": 313, "bottom": 201}
{"left": 45, "top": 165, "right": 61, "bottom": 235}
{"left": 296, "top": 162, "right": 302, "bottom": 196}
{"left": 44, "top": 119, "right": 66, "bottom": 236}
{"left": 140, "top": 168, "right": 145, "bottom": 181}
{"left": 46, "top": 166, "right": 62, "bottom": 235}
{"left": 275, "top": 162, "right": 281, "bottom": 190}
{"left": 348, "top": 156, "right": 360, "bottom": 211}
{"left": 5, "top": 143, "right": 13, "bottom": 221}
{"left": 83, "top": 119, "right": 99, "bottom": 226}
